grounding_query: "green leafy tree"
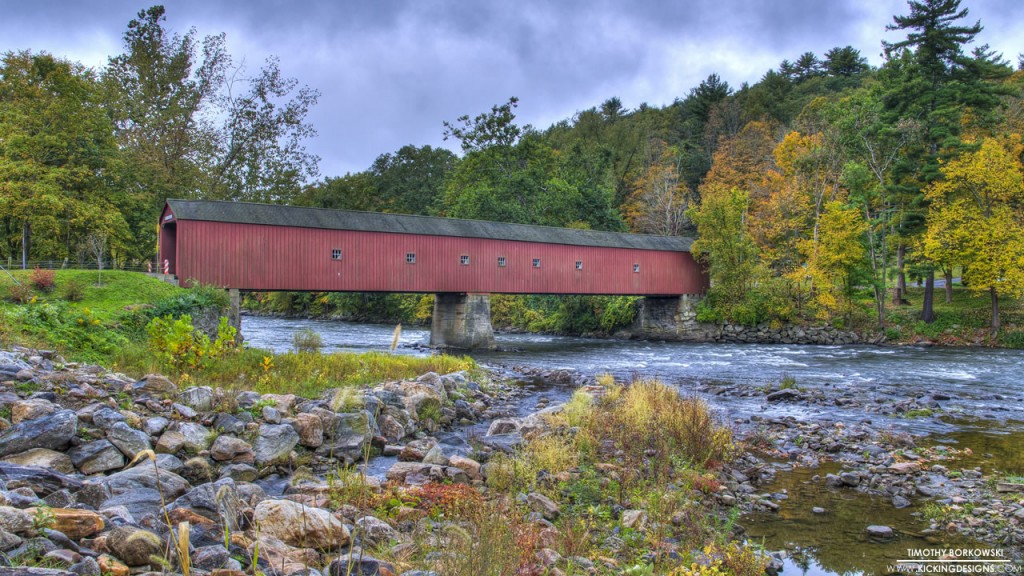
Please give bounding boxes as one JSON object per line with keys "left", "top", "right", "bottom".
{"left": 880, "top": 0, "right": 1010, "bottom": 322}
{"left": 0, "top": 51, "right": 125, "bottom": 267}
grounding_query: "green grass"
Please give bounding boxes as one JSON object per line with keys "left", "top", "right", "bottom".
{"left": 871, "top": 285, "right": 1024, "bottom": 347}
{"left": 0, "top": 270, "right": 182, "bottom": 320}
{"left": 113, "top": 344, "right": 479, "bottom": 397}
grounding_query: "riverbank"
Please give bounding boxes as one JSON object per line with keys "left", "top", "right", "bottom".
{"left": 0, "top": 345, "right": 775, "bottom": 575}
{"left": 3, "top": 340, "right": 1021, "bottom": 575}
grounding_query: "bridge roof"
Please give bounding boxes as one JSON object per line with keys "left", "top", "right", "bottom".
{"left": 165, "top": 200, "right": 693, "bottom": 252}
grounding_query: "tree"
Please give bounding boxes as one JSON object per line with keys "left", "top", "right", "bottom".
{"left": 369, "top": 145, "right": 456, "bottom": 215}
{"left": 881, "top": 0, "right": 1007, "bottom": 322}
{"left": 0, "top": 51, "right": 123, "bottom": 267}
{"left": 824, "top": 46, "right": 869, "bottom": 77}
{"left": 922, "top": 137, "right": 1024, "bottom": 332}
{"left": 205, "top": 56, "right": 320, "bottom": 202}
{"left": 622, "top": 140, "right": 694, "bottom": 236}
{"left": 103, "top": 5, "right": 227, "bottom": 258}
{"left": 790, "top": 201, "right": 867, "bottom": 321}
{"left": 687, "top": 185, "right": 764, "bottom": 310}
{"left": 84, "top": 232, "right": 107, "bottom": 286}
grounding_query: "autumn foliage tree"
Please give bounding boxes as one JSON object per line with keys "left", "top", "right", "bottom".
{"left": 923, "top": 137, "right": 1024, "bottom": 332}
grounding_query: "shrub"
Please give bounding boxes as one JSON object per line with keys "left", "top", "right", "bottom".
{"left": 29, "top": 267, "right": 56, "bottom": 292}
{"left": 292, "top": 328, "right": 322, "bottom": 354}
{"left": 1000, "top": 330, "right": 1024, "bottom": 349}
{"left": 147, "top": 314, "right": 237, "bottom": 371}
{"left": 8, "top": 283, "right": 33, "bottom": 304}
{"left": 61, "top": 279, "right": 87, "bottom": 302}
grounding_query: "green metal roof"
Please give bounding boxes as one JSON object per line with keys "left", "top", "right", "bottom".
{"left": 165, "top": 199, "right": 693, "bottom": 252}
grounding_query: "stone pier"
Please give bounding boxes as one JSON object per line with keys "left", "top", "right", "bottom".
{"left": 633, "top": 294, "right": 707, "bottom": 341}
{"left": 430, "top": 293, "right": 496, "bottom": 350}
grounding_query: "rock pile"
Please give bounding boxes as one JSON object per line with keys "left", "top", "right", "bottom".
{"left": 0, "top": 347, "right": 530, "bottom": 576}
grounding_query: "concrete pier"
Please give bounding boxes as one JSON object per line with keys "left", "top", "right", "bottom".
{"left": 430, "top": 293, "right": 496, "bottom": 350}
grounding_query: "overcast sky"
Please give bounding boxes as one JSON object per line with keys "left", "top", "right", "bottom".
{"left": 2, "top": 1, "right": 1022, "bottom": 178}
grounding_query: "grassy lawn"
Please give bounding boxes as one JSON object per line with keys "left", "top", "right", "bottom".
{"left": 0, "top": 269, "right": 183, "bottom": 319}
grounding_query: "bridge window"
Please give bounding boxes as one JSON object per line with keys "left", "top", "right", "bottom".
{"left": 406, "top": 252, "right": 416, "bottom": 264}
{"left": 497, "top": 256, "right": 506, "bottom": 267}
{"left": 532, "top": 258, "right": 541, "bottom": 268}
{"left": 633, "top": 263, "right": 640, "bottom": 273}
{"left": 331, "top": 249, "right": 342, "bottom": 260}
{"left": 460, "top": 255, "right": 470, "bottom": 265}
{"left": 575, "top": 261, "right": 583, "bottom": 270}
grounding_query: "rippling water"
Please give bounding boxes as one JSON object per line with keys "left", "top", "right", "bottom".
{"left": 243, "top": 314, "right": 1024, "bottom": 432}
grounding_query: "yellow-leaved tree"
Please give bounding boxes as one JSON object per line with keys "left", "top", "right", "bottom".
{"left": 789, "top": 201, "right": 866, "bottom": 321}
{"left": 923, "top": 137, "right": 1024, "bottom": 332}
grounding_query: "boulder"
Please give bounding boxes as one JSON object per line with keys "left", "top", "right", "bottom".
{"left": 1, "top": 449, "right": 74, "bottom": 475}
{"left": 253, "top": 424, "right": 299, "bottom": 465}
{"left": 0, "top": 506, "right": 33, "bottom": 535}
{"left": 133, "top": 374, "right": 177, "bottom": 397}
{"left": 354, "top": 516, "right": 399, "bottom": 547}
{"left": 26, "top": 508, "right": 104, "bottom": 539}
{"left": 866, "top": 525, "right": 895, "bottom": 540}
{"left": 293, "top": 413, "right": 323, "bottom": 448}
{"left": 105, "top": 422, "right": 152, "bottom": 459}
{"left": 316, "top": 412, "right": 375, "bottom": 462}
{"left": 105, "top": 525, "right": 164, "bottom": 566}
{"left": 385, "top": 462, "right": 469, "bottom": 485}
{"left": 68, "top": 440, "right": 125, "bottom": 474}
{"left": 0, "top": 410, "right": 77, "bottom": 457}
{"left": 178, "top": 387, "right": 215, "bottom": 412}
{"left": 247, "top": 534, "right": 319, "bottom": 576}
{"left": 210, "top": 436, "right": 254, "bottom": 464}
{"left": 527, "top": 492, "right": 560, "bottom": 520}
{"left": 10, "top": 399, "right": 58, "bottom": 424}
{"left": 253, "top": 499, "right": 349, "bottom": 549}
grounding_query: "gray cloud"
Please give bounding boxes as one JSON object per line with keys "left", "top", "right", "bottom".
{"left": 2, "top": 1, "right": 1021, "bottom": 177}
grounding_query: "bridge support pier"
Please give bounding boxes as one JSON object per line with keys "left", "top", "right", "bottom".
{"left": 228, "top": 288, "right": 243, "bottom": 343}
{"left": 430, "top": 293, "right": 496, "bottom": 350}
{"left": 634, "top": 294, "right": 706, "bottom": 341}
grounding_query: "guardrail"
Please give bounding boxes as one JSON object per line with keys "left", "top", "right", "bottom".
{"left": 1, "top": 260, "right": 155, "bottom": 273}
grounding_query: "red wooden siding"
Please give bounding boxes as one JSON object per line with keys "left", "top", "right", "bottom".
{"left": 169, "top": 220, "right": 707, "bottom": 296}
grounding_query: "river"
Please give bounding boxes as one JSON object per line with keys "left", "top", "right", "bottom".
{"left": 242, "top": 315, "right": 1024, "bottom": 575}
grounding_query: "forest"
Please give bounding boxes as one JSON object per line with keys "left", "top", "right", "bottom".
{"left": 2, "top": 1, "right": 1023, "bottom": 335}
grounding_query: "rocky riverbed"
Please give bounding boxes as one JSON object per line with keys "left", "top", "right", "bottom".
{"left": 0, "top": 345, "right": 1020, "bottom": 576}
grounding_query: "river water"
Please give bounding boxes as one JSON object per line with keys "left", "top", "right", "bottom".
{"left": 242, "top": 315, "right": 1024, "bottom": 575}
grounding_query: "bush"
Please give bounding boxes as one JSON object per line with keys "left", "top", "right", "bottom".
{"left": 61, "top": 279, "right": 87, "bottom": 302}
{"left": 8, "top": 283, "right": 33, "bottom": 304}
{"left": 999, "top": 330, "right": 1024, "bottom": 349}
{"left": 292, "top": 328, "right": 322, "bottom": 354}
{"left": 29, "top": 268, "right": 56, "bottom": 292}
{"left": 146, "top": 314, "right": 236, "bottom": 371}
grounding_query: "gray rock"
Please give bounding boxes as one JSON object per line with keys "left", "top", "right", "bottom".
{"left": 840, "top": 472, "right": 861, "bottom": 487}
{"left": 0, "top": 410, "right": 77, "bottom": 458}
{"left": 69, "top": 556, "right": 101, "bottom": 576}
{"left": 253, "top": 424, "right": 299, "bottom": 465}
{"left": 355, "top": 516, "right": 399, "bottom": 547}
{"left": 766, "top": 389, "right": 802, "bottom": 402}
{"left": 173, "top": 421, "right": 212, "bottom": 452}
{"left": 317, "top": 411, "right": 375, "bottom": 462}
{"left": 210, "top": 436, "right": 254, "bottom": 463}
{"left": 89, "top": 408, "right": 126, "bottom": 430}
{"left": 219, "top": 464, "right": 259, "bottom": 483}
{"left": 89, "top": 463, "right": 190, "bottom": 501}
{"left": 99, "top": 489, "right": 163, "bottom": 523}
{"left": 486, "top": 418, "right": 519, "bottom": 436}
{"left": 892, "top": 495, "right": 912, "bottom": 509}
{"left": 105, "top": 422, "right": 152, "bottom": 459}
{"left": 106, "top": 525, "right": 164, "bottom": 566}
{"left": 179, "top": 387, "right": 215, "bottom": 412}
{"left": 422, "top": 445, "right": 448, "bottom": 466}
{"left": 212, "top": 413, "right": 245, "bottom": 435}
{"left": 527, "top": 492, "right": 560, "bottom": 520}
{"left": 0, "top": 506, "right": 33, "bottom": 535}
{"left": 193, "top": 545, "right": 230, "bottom": 571}
{"left": 68, "top": 440, "right": 125, "bottom": 474}
{"left": 812, "top": 507, "right": 826, "bottom": 514}
{"left": 328, "top": 554, "right": 395, "bottom": 576}
{"left": 866, "top": 525, "right": 895, "bottom": 540}
{"left": 142, "top": 416, "right": 169, "bottom": 436}
{"left": 132, "top": 374, "right": 178, "bottom": 397}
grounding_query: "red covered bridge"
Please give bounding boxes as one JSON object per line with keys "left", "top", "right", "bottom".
{"left": 159, "top": 200, "right": 708, "bottom": 348}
